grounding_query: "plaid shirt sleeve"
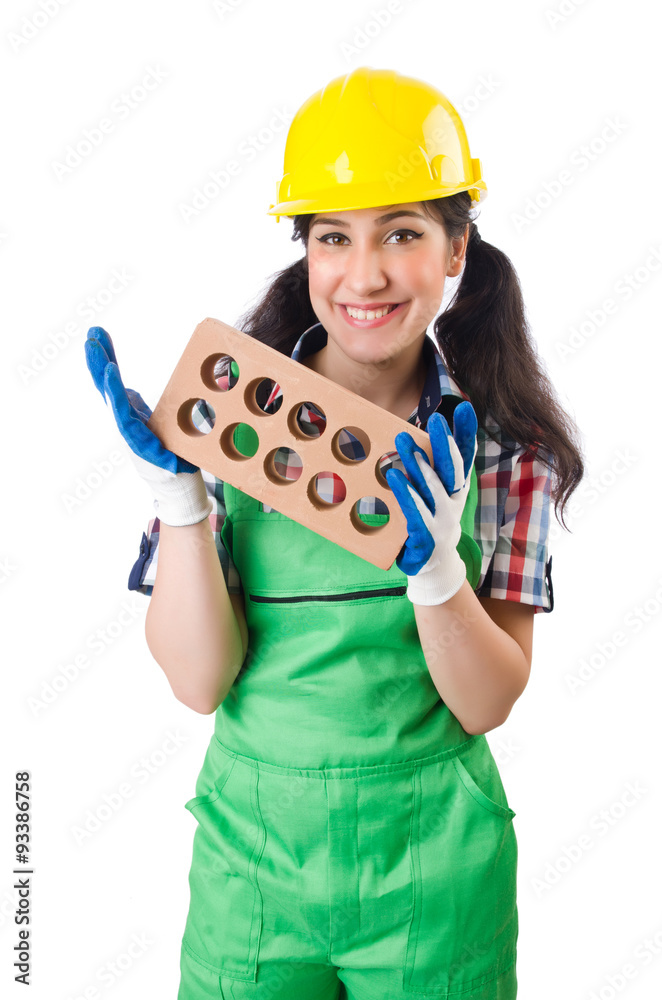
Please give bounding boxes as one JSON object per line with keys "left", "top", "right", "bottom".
{"left": 127, "top": 468, "right": 243, "bottom": 597}
{"left": 472, "top": 413, "right": 554, "bottom": 614}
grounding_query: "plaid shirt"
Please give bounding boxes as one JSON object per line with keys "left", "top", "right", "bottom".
{"left": 129, "top": 323, "right": 554, "bottom": 613}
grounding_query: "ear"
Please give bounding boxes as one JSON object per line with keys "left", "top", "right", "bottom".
{"left": 446, "top": 224, "right": 470, "bottom": 278}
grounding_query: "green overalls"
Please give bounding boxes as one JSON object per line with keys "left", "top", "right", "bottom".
{"left": 178, "top": 428, "right": 519, "bottom": 1000}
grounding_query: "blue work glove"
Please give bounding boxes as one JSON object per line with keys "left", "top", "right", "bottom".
{"left": 85, "top": 326, "right": 213, "bottom": 526}
{"left": 385, "top": 401, "right": 478, "bottom": 605}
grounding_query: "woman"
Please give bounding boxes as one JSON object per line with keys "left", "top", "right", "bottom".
{"left": 85, "top": 67, "right": 583, "bottom": 999}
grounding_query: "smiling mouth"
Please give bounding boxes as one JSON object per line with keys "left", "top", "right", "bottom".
{"left": 342, "top": 303, "right": 400, "bottom": 320}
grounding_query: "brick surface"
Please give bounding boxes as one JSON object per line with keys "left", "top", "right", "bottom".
{"left": 147, "top": 318, "right": 434, "bottom": 569}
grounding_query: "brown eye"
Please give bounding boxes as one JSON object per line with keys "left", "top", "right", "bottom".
{"left": 316, "top": 234, "right": 347, "bottom": 246}
{"left": 387, "top": 229, "right": 424, "bottom": 244}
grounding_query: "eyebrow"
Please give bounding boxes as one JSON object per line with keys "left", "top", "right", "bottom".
{"left": 310, "top": 210, "right": 428, "bottom": 229}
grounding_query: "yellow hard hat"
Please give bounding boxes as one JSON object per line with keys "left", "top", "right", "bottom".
{"left": 268, "top": 66, "right": 486, "bottom": 222}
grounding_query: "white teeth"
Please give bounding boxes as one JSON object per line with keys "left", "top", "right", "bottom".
{"left": 345, "top": 304, "right": 397, "bottom": 320}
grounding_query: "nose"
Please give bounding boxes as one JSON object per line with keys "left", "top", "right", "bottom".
{"left": 343, "top": 243, "right": 389, "bottom": 297}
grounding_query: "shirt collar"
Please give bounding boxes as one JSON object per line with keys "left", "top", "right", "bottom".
{"left": 290, "top": 321, "right": 465, "bottom": 426}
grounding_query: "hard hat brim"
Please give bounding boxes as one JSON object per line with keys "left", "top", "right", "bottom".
{"left": 267, "top": 182, "right": 487, "bottom": 219}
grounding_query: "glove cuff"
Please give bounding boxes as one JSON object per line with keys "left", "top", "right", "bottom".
{"left": 405, "top": 548, "right": 467, "bottom": 606}
{"left": 128, "top": 452, "right": 213, "bottom": 527}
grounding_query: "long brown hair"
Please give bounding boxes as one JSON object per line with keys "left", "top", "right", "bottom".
{"left": 234, "top": 192, "right": 585, "bottom": 528}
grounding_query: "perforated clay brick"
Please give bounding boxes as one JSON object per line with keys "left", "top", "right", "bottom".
{"left": 147, "top": 318, "right": 434, "bottom": 569}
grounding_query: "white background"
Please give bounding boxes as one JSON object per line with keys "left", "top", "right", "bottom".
{"left": 1, "top": 0, "right": 660, "bottom": 997}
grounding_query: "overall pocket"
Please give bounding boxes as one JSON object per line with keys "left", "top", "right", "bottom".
{"left": 182, "top": 738, "right": 265, "bottom": 983}
{"left": 403, "top": 737, "right": 518, "bottom": 996}
{"left": 451, "top": 735, "right": 516, "bottom": 823}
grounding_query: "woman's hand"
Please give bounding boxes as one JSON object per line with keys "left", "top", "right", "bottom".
{"left": 84, "top": 326, "right": 213, "bottom": 526}
{"left": 385, "top": 401, "right": 478, "bottom": 605}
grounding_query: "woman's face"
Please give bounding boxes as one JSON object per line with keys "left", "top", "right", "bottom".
{"left": 306, "top": 202, "right": 467, "bottom": 368}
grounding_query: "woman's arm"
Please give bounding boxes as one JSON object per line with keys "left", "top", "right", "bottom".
{"left": 84, "top": 328, "right": 248, "bottom": 714}
{"left": 413, "top": 581, "right": 534, "bottom": 735}
{"left": 144, "top": 518, "right": 248, "bottom": 715}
